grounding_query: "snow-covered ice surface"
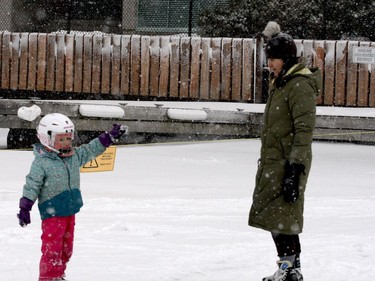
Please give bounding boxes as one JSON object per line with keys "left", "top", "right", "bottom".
{"left": 1, "top": 136, "right": 375, "bottom": 281}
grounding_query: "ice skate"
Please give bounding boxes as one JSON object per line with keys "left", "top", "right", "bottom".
{"left": 262, "top": 259, "right": 303, "bottom": 281}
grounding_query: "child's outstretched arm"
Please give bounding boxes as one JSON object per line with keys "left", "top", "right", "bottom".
{"left": 76, "top": 124, "right": 128, "bottom": 167}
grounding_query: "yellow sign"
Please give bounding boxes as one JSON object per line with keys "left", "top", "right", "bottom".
{"left": 80, "top": 146, "right": 117, "bottom": 173}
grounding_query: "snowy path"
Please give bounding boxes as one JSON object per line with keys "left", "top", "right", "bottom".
{"left": 1, "top": 140, "right": 375, "bottom": 280}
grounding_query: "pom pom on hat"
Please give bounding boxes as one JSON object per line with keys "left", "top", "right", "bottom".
{"left": 262, "top": 21, "right": 281, "bottom": 38}
{"left": 262, "top": 21, "right": 298, "bottom": 71}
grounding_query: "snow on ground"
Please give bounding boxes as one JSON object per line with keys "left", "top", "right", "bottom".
{"left": 1, "top": 135, "right": 374, "bottom": 281}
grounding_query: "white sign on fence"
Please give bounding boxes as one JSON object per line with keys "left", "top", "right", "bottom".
{"left": 353, "top": 46, "right": 375, "bottom": 64}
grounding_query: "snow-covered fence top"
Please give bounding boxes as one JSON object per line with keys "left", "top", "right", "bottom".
{"left": 0, "top": 32, "right": 374, "bottom": 107}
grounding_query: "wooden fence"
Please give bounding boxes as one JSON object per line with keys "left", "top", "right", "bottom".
{"left": 0, "top": 32, "right": 374, "bottom": 107}
{"left": 297, "top": 39, "right": 375, "bottom": 107}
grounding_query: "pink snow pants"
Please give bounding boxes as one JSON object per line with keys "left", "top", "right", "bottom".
{"left": 39, "top": 215, "right": 75, "bottom": 281}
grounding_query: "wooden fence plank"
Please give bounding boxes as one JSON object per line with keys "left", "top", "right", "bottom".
{"left": 323, "top": 41, "right": 336, "bottom": 105}
{"left": 370, "top": 42, "right": 375, "bottom": 107}
{"left": 357, "top": 41, "right": 371, "bottom": 106}
{"left": 169, "top": 36, "right": 180, "bottom": 98}
{"left": 65, "top": 34, "right": 74, "bottom": 92}
{"left": 1, "top": 32, "right": 11, "bottom": 89}
{"left": 120, "top": 35, "right": 131, "bottom": 95}
{"left": 231, "top": 38, "right": 242, "bottom": 101}
{"left": 301, "top": 40, "right": 314, "bottom": 67}
{"left": 18, "top": 33, "right": 29, "bottom": 90}
{"left": 111, "top": 35, "right": 121, "bottom": 95}
{"left": 210, "top": 38, "right": 221, "bottom": 100}
{"left": 254, "top": 36, "right": 264, "bottom": 103}
{"left": 149, "top": 36, "right": 160, "bottom": 97}
{"left": 313, "top": 40, "right": 325, "bottom": 70}
{"left": 242, "top": 38, "right": 254, "bottom": 102}
{"left": 159, "top": 36, "right": 170, "bottom": 98}
{"left": 295, "top": 40, "right": 303, "bottom": 58}
{"left": 91, "top": 34, "right": 102, "bottom": 94}
{"left": 101, "top": 35, "right": 111, "bottom": 94}
{"left": 313, "top": 40, "right": 325, "bottom": 105}
{"left": 46, "top": 34, "right": 56, "bottom": 91}
{"left": 82, "top": 35, "right": 93, "bottom": 93}
{"left": 140, "top": 36, "right": 150, "bottom": 97}
{"left": 130, "top": 35, "right": 141, "bottom": 95}
{"left": 180, "top": 37, "right": 191, "bottom": 99}
{"left": 221, "top": 38, "right": 232, "bottom": 101}
{"left": 346, "top": 41, "right": 359, "bottom": 106}
{"left": 200, "top": 38, "right": 211, "bottom": 100}
{"left": 73, "top": 34, "right": 84, "bottom": 93}
{"left": 27, "top": 33, "right": 38, "bottom": 90}
{"left": 55, "top": 33, "right": 66, "bottom": 92}
{"left": 335, "top": 41, "right": 347, "bottom": 106}
{"left": 10, "top": 33, "right": 20, "bottom": 90}
{"left": 148, "top": 36, "right": 160, "bottom": 97}
{"left": 189, "top": 37, "right": 201, "bottom": 100}
{"left": 36, "top": 33, "right": 47, "bottom": 91}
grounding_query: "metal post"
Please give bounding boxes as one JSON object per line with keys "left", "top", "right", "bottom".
{"left": 66, "top": 0, "right": 72, "bottom": 32}
{"left": 188, "top": 0, "right": 193, "bottom": 37}
{"left": 255, "top": 34, "right": 265, "bottom": 103}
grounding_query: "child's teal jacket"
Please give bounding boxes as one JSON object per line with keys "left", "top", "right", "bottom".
{"left": 23, "top": 138, "right": 106, "bottom": 220}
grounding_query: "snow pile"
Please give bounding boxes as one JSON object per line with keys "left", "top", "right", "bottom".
{"left": 167, "top": 108, "right": 208, "bottom": 121}
{"left": 17, "top": 105, "right": 41, "bottom": 122}
{"left": 79, "top": 104, "right": 125, "bottom": 118}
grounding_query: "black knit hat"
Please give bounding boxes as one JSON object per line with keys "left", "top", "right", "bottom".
{"left": 265, "top": 32, "right": 297, "bottom": 62}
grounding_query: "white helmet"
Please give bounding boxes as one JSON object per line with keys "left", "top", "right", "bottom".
{"left": 37, "top": 113, "right": 75, "bottom": 156}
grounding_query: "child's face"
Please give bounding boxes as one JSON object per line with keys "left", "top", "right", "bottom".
{"left": 54, "top": 133, "right": 74, "bottom": 156}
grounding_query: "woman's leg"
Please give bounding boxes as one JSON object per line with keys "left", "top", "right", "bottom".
{"left": 262, "top": 233, "right": 304, "bottom": 280}
{"left": 271, "top": 232, "right": 301, "bottom": 258}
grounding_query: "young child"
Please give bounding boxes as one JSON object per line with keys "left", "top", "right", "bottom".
{"left": 17, "top": 113, "right": 127, "bottom": 281}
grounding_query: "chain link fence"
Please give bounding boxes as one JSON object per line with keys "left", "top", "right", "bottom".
{"left": 1, "top": 0, "right": 228, "bottom": 36}
{"left": 0, "top": 0, "right": 13, "bottom": 31}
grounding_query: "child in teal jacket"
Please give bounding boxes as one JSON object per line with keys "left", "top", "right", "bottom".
{"left": 17, "top": 113, "right": 127, "bottom": 281}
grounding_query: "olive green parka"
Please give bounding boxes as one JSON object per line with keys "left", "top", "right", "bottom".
{"left": 248, "top": 63, "right": 322, "bottom": 235}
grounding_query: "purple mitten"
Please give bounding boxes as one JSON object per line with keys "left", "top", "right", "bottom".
{"left": 110, "top": 124, "right": 128, "bottom": 139}
{"left": 98, "top": 124, "right": 128, "bottom": 147}
{"left": 17, "top": 197, "right": 34, "bottom": 227}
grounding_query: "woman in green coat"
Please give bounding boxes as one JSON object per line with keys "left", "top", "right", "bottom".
{"left": 248, "top": 27, "right": 322, "bottom": 281}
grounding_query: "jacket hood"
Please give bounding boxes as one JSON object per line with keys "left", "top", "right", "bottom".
{"left": 33, "top": 143, "right": 60, "bottom": 160}
{"left": 283, "top": 63, "right": 322, "bottom": 96}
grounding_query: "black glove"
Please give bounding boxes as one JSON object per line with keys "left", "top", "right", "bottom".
{"left": 282, "top": 162, "right": 305, "bottom": 203}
